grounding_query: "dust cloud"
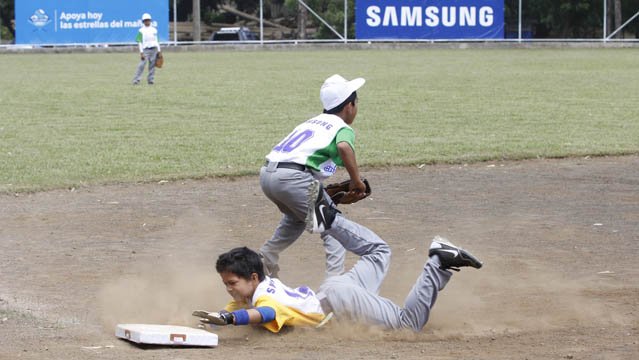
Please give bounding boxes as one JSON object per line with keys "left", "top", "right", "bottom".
{"left": 97, "top": 212, "right": 626, "bottom": 340}
{"left": 384, "top": 255, "right": 626, "bottom": 339}
{"left": 97, "top": 261, "right": 229, "bottom": 331}
{"left": 97, "top": 210, "right": 233, "bottom": 331}
{"left": 296, "top": 254, "right": 628, "bottom": 343}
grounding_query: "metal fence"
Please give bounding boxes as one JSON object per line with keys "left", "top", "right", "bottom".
{"left": 2, "top": 0, "right": 638, "bottom": 47}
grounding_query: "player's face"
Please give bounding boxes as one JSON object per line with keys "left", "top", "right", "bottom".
{"left": 344, "top": 98, "right": 358, "bottom": 125}
{"left": 219, "top": 271, "right": 260, "bottom": 303}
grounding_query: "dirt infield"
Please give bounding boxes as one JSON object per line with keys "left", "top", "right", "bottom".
{"left": 1, "top": 156, "right": 637, "bottom": 360}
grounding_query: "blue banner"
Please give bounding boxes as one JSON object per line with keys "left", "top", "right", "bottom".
{"left": 356, "top": 0, "right": 504, "bottom": 40}
{"left": 16, "top": 0, "right": 168, "bottom": 45}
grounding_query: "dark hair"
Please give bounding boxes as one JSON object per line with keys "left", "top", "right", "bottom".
{"left": 324, "top": 91, "right": 357, "bottom": 114}
{"left": 216, "top": 247, "right": 265, "bottom": 282}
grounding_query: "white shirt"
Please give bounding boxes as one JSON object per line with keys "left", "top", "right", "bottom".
{"left": 265, "top": 113, "right": 350, "bottom": 179}
{"left": 137, "top": 25, "right": 160, "bottom": 53}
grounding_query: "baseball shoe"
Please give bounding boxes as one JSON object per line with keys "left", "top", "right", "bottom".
{"left": 315, "top": 312, "right": 334, "bottom": 329}
{"left": 429, "top": 237, "right": 483, "bottom": 271}
{"left": 305, "top": 180, "right": 339, "bottom": 234}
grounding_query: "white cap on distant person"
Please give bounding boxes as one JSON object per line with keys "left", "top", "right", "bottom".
{"left": 142, "top": 13, "right": 152, "bottom": 21}
{"left": 320, "top": 74, "right": 365, "bottom": 112}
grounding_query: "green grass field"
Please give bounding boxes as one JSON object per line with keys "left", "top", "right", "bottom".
{"left": 0, "top": 48, "right": 637, "bottom": 192}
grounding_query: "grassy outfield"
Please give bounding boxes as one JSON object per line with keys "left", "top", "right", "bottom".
{"left": 0, "top": 48, "right": 637, "bottom": 192}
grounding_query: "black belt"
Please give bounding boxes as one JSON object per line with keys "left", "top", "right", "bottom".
{"left": 264, "top": 161, "right": 308, "bottom": 172}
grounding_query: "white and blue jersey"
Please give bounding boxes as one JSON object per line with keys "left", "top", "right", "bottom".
{"left": 224, "top": 276, "right": 326, "bottom": 333}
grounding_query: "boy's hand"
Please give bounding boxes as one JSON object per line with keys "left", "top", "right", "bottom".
{"left": 324, "top": 178, "right": 371, "bottom": 205}
{"left": 192, "top": 310, "right": 234, "bottom": 325}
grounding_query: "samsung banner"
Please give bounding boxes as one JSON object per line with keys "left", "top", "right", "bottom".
{"left": 16, "top": 0, "right": 168, "bottom": 45}
{"left": 356, "top": 0, "right": 504, "bottom": 40}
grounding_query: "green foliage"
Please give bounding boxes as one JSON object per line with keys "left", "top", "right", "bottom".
{"left": 284, "top": 0, "right": 298, "bottom": 11}
{"left": 505, "top": 0, "right": 639, "bottom": 38}
{"left": 0, "top": 49, "right": 638, "bottom": 193}
{"left": 1, "top": 24, "right": 13, "bottom": 43}
{"left": 301, "top": 0, "right": 355, "bottom": 39}
{"left": 0, "top": 0, "right": 14, "bottom": 40}
{"left": 201, "top": 7, "right": 227, "bottom": 25}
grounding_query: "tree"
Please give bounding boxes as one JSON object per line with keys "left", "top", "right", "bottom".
{"left": 622, "top": 0, "right": 639, "bottom": 37}
{"left": 284, "top": 0, "right": 355, "bottom": 39}
{"left": 505, "top": 0, "right": 639, "bottom": 38}
{"left": 1, "top": 0, "right": 15, "bottom": 42}
{"left": 614, "top": 0, "right": 623, "bottom": 38}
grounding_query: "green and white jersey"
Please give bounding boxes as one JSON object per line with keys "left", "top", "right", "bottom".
{"left": 136, "top": 26, "right": 160, "bottom": 52}
{"left": 266, "top": 113, "right": 355, "bottom": 179}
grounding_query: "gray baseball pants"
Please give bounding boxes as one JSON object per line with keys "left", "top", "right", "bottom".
{"left": 259, "top": 162, "right": 346, "bottom": 278}
{"left": 132, "top": 47, "right": 158, "bottom": 84}
{"left": 317, "top": 215, "right": 452, "bottom": 331}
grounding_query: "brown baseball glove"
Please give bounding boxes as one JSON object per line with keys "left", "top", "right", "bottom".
{"left": 155, "top": 52, "right": 164, "bottom": 68}
{"left": 324, "top": 178, "right": 371, "bottom": 205}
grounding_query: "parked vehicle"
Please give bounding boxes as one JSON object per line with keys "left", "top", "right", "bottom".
{"left": 209, "top": 27, "right": 258, "bottom": 41}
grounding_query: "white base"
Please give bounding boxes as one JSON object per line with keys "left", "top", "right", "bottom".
{"left": 115, "top": 324, "right": 218, "bottom": 347}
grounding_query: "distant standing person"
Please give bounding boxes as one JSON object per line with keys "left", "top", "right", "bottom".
{"left": 132, "top": 13, "right": 161, "bottom": 85}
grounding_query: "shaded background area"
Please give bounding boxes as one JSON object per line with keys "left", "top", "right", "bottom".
{"left": 2, "top": 0, "right": 639, "bottom": 43}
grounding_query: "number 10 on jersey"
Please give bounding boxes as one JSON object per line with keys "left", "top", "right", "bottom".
{"left": 272, "top": 130, "right": 314, "bottom": 153}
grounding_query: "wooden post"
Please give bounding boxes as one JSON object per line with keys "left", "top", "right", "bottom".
{"left": 614, "top": 0, "right": 623, "bottom": 39}
{"left": 298, "top": 2, "right": 307, "bottom": 39}
{"left": 193, "top": 0, "right": 201, "bottom": 41}
{"left": 607, "top": 0, "right": 614, "bottom": 36}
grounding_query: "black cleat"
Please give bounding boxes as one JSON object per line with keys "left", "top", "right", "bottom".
{"left": 305, "top": 180, "right": 339, "bottom": 233}
{"left": 429, "top": 237, "right": 483, "bottom": 271}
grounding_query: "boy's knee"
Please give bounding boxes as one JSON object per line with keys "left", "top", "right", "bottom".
{"left": 374, "top": 242, "right": 391, "bottom": 260}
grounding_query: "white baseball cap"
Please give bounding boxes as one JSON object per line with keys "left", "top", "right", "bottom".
{"left": 320, "top": 74, "right": 365, "bottom": 112}
{"left": 142, "top": 13, "right": 152, "bottom": 21}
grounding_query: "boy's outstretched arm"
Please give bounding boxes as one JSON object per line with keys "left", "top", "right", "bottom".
{"left": 193, "top": 307, "right": 275, "bottom": 326}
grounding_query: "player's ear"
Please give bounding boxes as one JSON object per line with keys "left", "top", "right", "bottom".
{"left": 250, "top": 272, "right": 259, "bottom": 282}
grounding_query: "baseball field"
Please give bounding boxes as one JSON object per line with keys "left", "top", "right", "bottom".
{"left": 0, "top": 47, "right": 638, "bottom": 359}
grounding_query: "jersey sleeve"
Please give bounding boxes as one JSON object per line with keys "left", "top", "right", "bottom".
{"left": 253, "top": 295, "right": 324, "bottom": 333}
{"left": 253, "top": 296, "right": 292, "bottom": 333}
{"left": 335, "top": 127, "right": 355, "bottom": 151}
{"left": 136, "top": 31, "right": 143, "bottom": 52}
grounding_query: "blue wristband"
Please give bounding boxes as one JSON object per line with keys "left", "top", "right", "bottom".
{"left": 255, "top": 306, "right": 276, "bottom": 323}
{"left": 231, "top": 309, "right": 250, "bottom": 325}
